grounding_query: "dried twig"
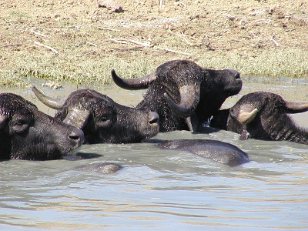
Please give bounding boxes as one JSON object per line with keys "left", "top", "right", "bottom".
{"left": 159, "top": 0, "right": 165, "bottom": 9}
{"left": 109, "top": 37, "right": 191, "bottom": 56}
{"left": 2, "top": 43, "right": 22, "bottom": 48}
{"left": 109, "top": 38, "right": 129, "bottom": 45}
{"left": 251, "top": 19, "right": 271, "bottom": 26}
{"left": 98, "top": 0, "right": 124, "bottom": 12}
{"left": 270, "top": 36, "right": 279, "bottom": 47}
{"left": 30, "top": 29, "right": 47, "bottom": 38}
{"left": 97, "top": 26, "right": 120, "bottom": 32}
{"left": 86, "top": 41, "right": 97, "bottom": 46}
{"left": 110, "top": 38, "right": 152, "bottom": 47}
{"left": 113, "top": 46, "right": 144, "bottom": 52}
{"left": 154, "top": 46, "right": 191, "bottom": 56}
{"left": 169, "top": 31, "right": 201, "bottom": 47}
{"left": 178, "top": 33, "right": 197, "bottom": 46}
{"left": 34, "top": 41, "right": 59, "bottom": 55}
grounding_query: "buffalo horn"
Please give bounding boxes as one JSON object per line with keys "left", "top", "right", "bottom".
{"left": 31, "top": 86, "right": 63, "bottom": 109}
{"left": 185, "top": 117, "right": 194, "bottom": 132}
{"left": 63, "top": 107, "right": 90, "bottom": 129}
{"left": 111, "top": 69, "right": 156, "bottom": 90}
{"left": 164, "top": 84, "right": 201, "bottom": 118}
{"left": 285, "top": 101, "right": 308, "bottom": 113}
{"left": 237, "top": 108, "right": 259, "bottom": 124}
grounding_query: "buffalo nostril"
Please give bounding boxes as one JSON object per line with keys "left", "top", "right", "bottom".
{"left": 235, "top": 73, "right": 240, "bottom": 79}
{"left": 69, "top": 134, "right": 79, "bottom": 140}
{"left": 69, "top": 129, "right": 85, "bottom": 145}
{"left": 149, "top": 111, "right": 159, "bottom": 125}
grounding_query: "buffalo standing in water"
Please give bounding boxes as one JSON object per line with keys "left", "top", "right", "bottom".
{"left": 111, "top": 59, "right": 242, "bottom": 132}
{"left": 0, "top": 93, "right": 84, "bottom": 160}
{"left": 32, "top": 87, "right": 159, "bottom": 144}
{"left": 210, "top": 91, "right": 308, "bottom": 144}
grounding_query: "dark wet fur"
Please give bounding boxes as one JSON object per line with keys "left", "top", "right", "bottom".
{"left": 55, "top": 89, "right": 159, "bottom": 144}
{"left": 0, "top": 93, "right": 83, "bottom": 160}
{"left": 158, "top": 139, "right": 249, "bottom": 166}
{"left": 211, "top": 91, "right": 308, "bottom": 144}
{"left": 75, "top": 162, "right": 123, "bottom": 174}
{"left": 117, "top": 60, "right": 242, "bottom": 132}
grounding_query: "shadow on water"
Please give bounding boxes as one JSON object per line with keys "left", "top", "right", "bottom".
{"left": 63, "top": 152, "right": 102, "bottom": 161}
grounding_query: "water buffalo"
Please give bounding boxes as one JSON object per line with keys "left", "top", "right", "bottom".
{"left": 158, "top": 139, "right": 249, "bottom": 166}
{"left": 32, "top": 87, "right": 159, "bottom": 144}
{"left": 111, "top": 59, "right": 242, "bottom": 132}
{"left": 0, "top": 93, "right": 84, "bottom": 160}
{"left": 210, "top": 91, "right": 308, "bottom": 144}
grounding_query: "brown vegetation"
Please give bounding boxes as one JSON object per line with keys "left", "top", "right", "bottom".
{"left": 0, "top": 0, "right": 307, "bottom": 87}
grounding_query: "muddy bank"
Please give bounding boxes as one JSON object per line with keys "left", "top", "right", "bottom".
{"left": 0, "top": 0, "right": 307, "bottom": 87}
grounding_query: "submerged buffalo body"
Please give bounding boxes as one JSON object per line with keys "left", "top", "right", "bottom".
{"left": 211, "top": 91, "right": 308, "bottom": 144}
{"left": 112, "top": 59, "right": 242, "bottom": 132}
{"left": 32, "top": 87, "right": 159, "bottom": 144}
{"left": 75, "top": 162, "right": 123, "bottom": 174}
{"left": 158, "top": 139, "right": 249, "bottom": 166}
{"left": 0, "top": 93, "right": 84, "bottom": 160}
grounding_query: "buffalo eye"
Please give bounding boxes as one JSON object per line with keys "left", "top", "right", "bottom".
{"left": 95, "top": 114, "right": 114, "bottom": 128}
{"left": 11, "top": 119, "right": 30, "bottom": 134}
{"left": 100, "top": 116, "right": 109, "bottom": 122}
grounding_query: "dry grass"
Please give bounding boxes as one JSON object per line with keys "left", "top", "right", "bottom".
{"left": 0, "top": 0, "right": 307, "bottom": 88}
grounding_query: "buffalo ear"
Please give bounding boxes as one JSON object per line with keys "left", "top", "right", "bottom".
{"left": 0, "top": 114, "right": 8, "bottom": 130}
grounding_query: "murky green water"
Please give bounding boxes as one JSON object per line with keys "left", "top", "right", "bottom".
{"left": 0, "top": 78, "right": 307, "bottom": 230}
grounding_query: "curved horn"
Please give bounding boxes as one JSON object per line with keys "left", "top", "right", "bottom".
{"left": 185, "top": 117, "right": 194, "bottom": 132}
{"left": 63, "top": 107, "right": 90, "bottom": 129}
{"left": 164, "top": 84, "right": 201, "bottom": 118}
{"left": 285, "top": 101, "right": 308, "bottom": 113}
{"left": 237, "top": 108, "right": 258, "bottom": 125}
{"left": 111, "top": 69, "right": 156, "bottom": 90}
{"left": 31, "top": 86, "right": 63, "bottom": 109}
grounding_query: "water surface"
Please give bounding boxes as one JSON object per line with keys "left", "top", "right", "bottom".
{"left": 0, "top": 78, "right": 307, "bottom": 230}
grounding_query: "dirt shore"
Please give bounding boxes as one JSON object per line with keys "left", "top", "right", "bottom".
{"left": 0, "top": 0, "right": 307, "bottom": 87}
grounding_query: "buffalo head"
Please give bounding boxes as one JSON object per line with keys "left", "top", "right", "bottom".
{"left": 111, "top": 59, "right": 242, "bottom": 132}
{"left": 211, "top": 91, "right": 308, "bottom": 144}
{"left": 32, "top": 87, "right": 159, "bottom": 144}
{"left": 0, "top": 93, "right": 84, "bottom": 160}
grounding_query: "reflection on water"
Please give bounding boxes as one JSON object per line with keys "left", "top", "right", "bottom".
{"left": 0, "top": 79, "right": 308, "bottom": 230}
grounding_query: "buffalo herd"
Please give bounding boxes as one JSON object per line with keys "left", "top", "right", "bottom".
{"left": 1, "top": 60, "right": 307, "bottom": 167}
